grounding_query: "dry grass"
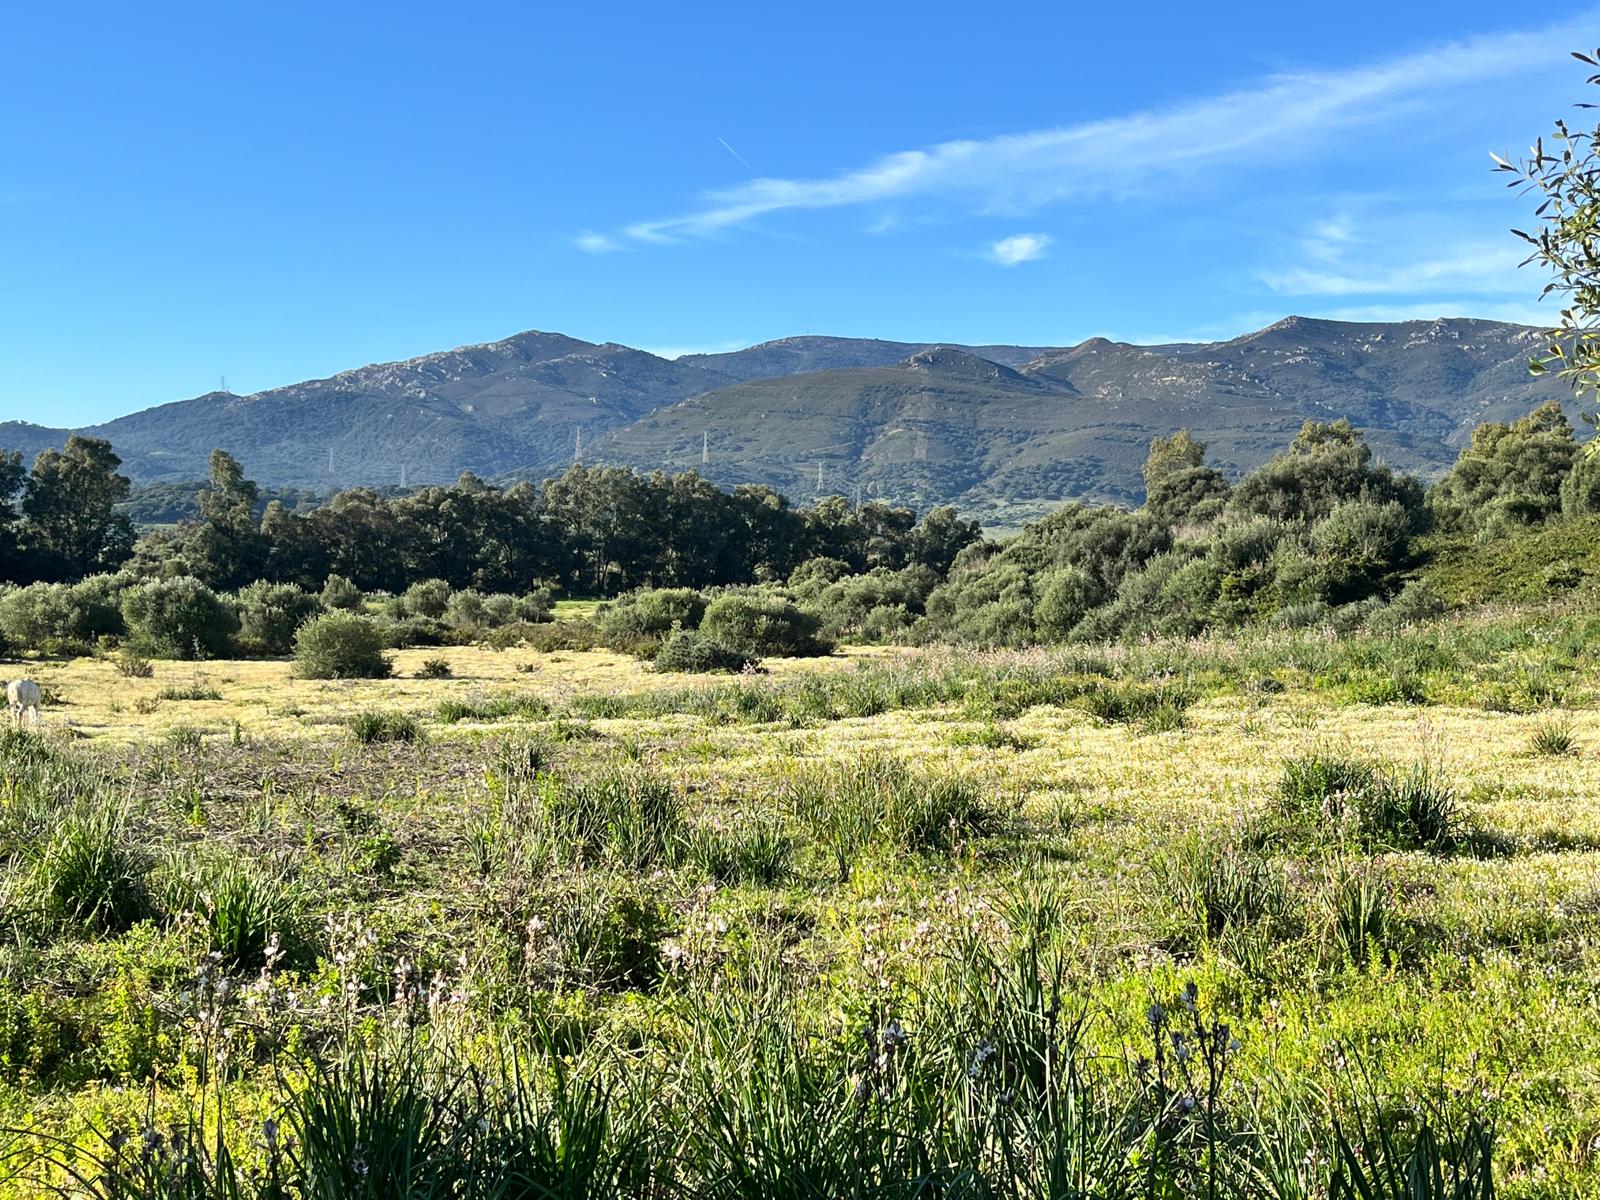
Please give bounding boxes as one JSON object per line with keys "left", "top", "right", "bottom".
{"left": 0, "top": 644, "right": 903, "bottom": 743}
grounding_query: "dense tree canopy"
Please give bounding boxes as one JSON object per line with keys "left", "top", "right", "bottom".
{"left": 13, "top": 457, "right": 978, "bottom": 600}
{"left": 1429, "top": 401, "right": 1578, "bottom": 535}
{"left": 6, "top": 436, "right": 134, "bottom": 583}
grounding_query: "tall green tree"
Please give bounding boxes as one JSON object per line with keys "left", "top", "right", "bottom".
{"left": 0, "top": 449, "right": 24, "bottom": 582}
{"left": 1141, "top": 430, "right": 1229, "bottom": 524}
{"left": 20, "top": 436, "right": 134, "bottom": 581}
{"left": 184, "top": 449, "right": 268, "bottom": 588}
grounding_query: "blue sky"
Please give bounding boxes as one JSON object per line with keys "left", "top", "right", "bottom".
{"left": 1, "top": 1, "right": 1591, "bottom": 426}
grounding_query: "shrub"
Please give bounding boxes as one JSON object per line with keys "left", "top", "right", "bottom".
{"left": 121, "top": 577, "right": 238, "bottom": 659}
{"left": 805, "top": 568, "right": 933, "bottom": 641}
{"left": 1543, "top": 558, "right": 1584, "bottom": 593}
{"left": 701, "top": 594, "right": 833, "bottom": 658}
{"left": 113, "top": 647, "right": 154, "bottom": 678}
{"left": 378, "top": 615, "right": 457, "bottom": 649}
{"left": 1309, "top": 500, "right": 1412, "bottom": 602}
{"left": 320, "top": 573, "right": 364, "bottom": 610}
{"left": 349, "top": 710, "right": 423, "bottom": 743}
{"left": 235, "top": 581, "right": 323, "bottom": 655}
{"left": 520, "top": 620, "right": 602, "bottom": 653}
{"left": 1362, "top": 580, "right": 1447, "bottom": 634}
{"left": 401, "top": 578, "right": 452, "bottom": 618}
{"left": 652, "top": 629, "right": 753, "bottom": 674}
{"left": 598, "top": 588, "right": 709, "bottom": 652}
{"left": 444, "top": 589, "right": 490, "bottom": 632}
{"left": 416, "top": 657, "right": 453, "bottom": 679}
{"left": 0, "top": 577, "right": 126, "bottom": 653}
{"left": 293, "top": 612, "right": 392, "bottom": 679}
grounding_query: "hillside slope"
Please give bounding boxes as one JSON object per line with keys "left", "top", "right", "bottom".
{"left": 2, "top": 317, "right": 1576, "bottom": 520}
{"left": 604, "top": 318, "right": 1574, "bottom": 523}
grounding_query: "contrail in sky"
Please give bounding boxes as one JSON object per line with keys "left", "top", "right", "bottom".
{"left": 717, "top": 136, "right": 754, "bottom": 172}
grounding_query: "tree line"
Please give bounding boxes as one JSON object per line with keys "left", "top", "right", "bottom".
{"left": 0, "top": 439, "right": 981, "bottom": 596}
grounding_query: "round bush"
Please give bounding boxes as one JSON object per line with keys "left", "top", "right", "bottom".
{"left": 235, "top": 581, "right": 323, "bottom": 656}
{"left": 293, "top": 611, "right": 392, "bottom": 679}
{"left": 320, "top": 573, "right": 365, "bottom": 611}
{"left": 121, "top": 577, "right": 238, "bottom": 659}
{"left": 0, "top": 578, "right": 127, "bottom": 653}
{"left": 377, "top": 615, "right": 456, "bottom": 649}
{"left": 700, "top": 593, "right": 833, "bottom": 658}
{"left": 401, "top": 578, "right": 452, "bottom": 618}
{"left": 599, "top": 588, "right": 709, "bottom": 650}
{"left": 445, "top": 588, "right": 489, "bottom": 631}
{"left": 652, "top": 629, "right": 753, "bottom": 674}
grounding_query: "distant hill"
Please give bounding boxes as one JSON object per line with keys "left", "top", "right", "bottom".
{"left": 603, "top": 317, "right": 1575, "bottom": 524}
{"left": 2, "top": 317, "right": 1577, "bottom": 524}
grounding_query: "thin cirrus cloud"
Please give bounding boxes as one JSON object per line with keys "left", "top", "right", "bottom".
{"left": 581, "top": 14, "right": 1589, "bottom": 251}
{"left": 988, "top": 233, "right": 1052, "bottom": 266}
{"left": 1260, "top": 241, "right": 1527, "bottom": 296}
{"left": 574, "top": 231, "right": 623, "bottom": 254}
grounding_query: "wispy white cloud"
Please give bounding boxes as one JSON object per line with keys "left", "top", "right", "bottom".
{"left": 1299, "top": 214, "right": 1357, "bottom": 263}
{"left": 575, "top": 231, "right": 623, "bottom": 254}
{"left": 602, "top": 15, "right": 1586, "bottom": 247}
{"left": 988, "top": 233, "right": 1052, "bottom": 266}
{"left": 1261, "top": 241, "right": 1524, "bottom": 296}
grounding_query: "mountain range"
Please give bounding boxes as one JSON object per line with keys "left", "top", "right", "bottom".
{"left": 1, "top": 317, "right": 1575, "bottom": 526}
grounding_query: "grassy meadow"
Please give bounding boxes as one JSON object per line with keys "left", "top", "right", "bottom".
{"left": 3, "top": 603, "right": 1600, "bottom": 1195}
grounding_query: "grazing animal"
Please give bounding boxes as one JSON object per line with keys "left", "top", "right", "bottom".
{"left": 6, "top": 678, "right": 42, "bottom": 726}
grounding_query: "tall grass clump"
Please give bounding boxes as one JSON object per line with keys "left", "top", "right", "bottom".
{"left": 530, "top": 768, "right": 685, "bottom": 870}
{"left": 161, "top": 853, "right": 307, "bottom": 968}
{"left": 1272, "top": 754, "right": 1460, "bottom": 853}
{"left": 1076, "top": 678, "right": 1197, "bottom": 732}
{"left": 785, "top": 755, "right": 993, "bottom": 881}
{"left": 1322, "top": 863, "right": 1400, "bottom": 968}
{"left": 436, "top": 694, "right": 553, "bottom": 724}
{"left": 1330, "top": 1105, "right": 1496, "bottom": 1200}
{"left": 683, "top": 812, "right": 795, "bottom": 885}
{"left": 519, "top": 879, "right": 675, "bottom": 992}
{"left": 348, "top": 710, "right": 423, "bottom": 744}
{"left": 1156, "top": 834, "right": 1286, "bottom": 944}
{"left": 1527, "top": 716, "right": 1576, "bottom": 757}
{"left": 30, "top": 800, "right": 149, "bottom": 933}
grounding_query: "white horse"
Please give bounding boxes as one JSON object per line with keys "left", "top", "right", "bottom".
{"left": 6, "top": 679, "right": 42, "bottom": 726}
